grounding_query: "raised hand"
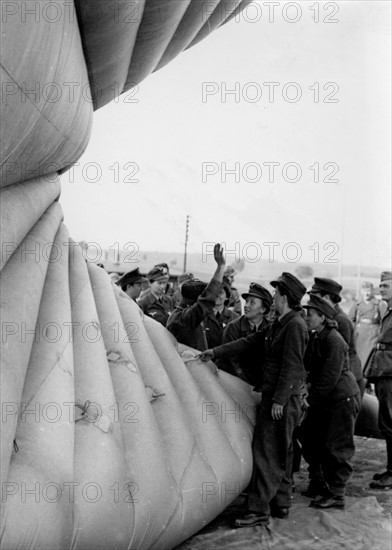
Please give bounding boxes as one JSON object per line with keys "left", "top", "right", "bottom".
{"left": 213, "top": 243, "right": 225, "bottom": 268}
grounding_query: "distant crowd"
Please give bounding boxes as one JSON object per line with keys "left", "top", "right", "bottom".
{"left": 102, "top": 247, "right": 392, "bottom": 528}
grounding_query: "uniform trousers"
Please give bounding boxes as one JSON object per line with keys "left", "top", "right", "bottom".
{"left": 375, "top": 378, "right": 392, "bottom": 470}
{"left": 247, "top": 394, "right": 301, "bottom": 514}
{"left": 300, "top": 394, "right": 360, "bottom": 495}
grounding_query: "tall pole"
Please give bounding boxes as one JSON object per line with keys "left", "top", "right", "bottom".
{"left": 183, "top": 215, "right": 189, "bottom": 273}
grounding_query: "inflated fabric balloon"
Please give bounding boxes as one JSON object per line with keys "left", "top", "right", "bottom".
{"left": 1, "top": 225, "right": 74, "bottom": 550}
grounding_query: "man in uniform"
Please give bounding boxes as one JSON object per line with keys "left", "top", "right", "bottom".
{"left": 364, "top": 271, "right": 392, "bottom": 489}
{"left": 166, "top": 243, "right": 225, "bottom": 350}
{"left": 349, "top": 281, "right": 387, "bottom": 366}
{"left": 201, "top": 272, "right": 308, "bottom": 526}
{"left": 138, "top": 265, "right": 173, "bottom": 326}
{"left": 116, "top": 268, "right": 147, "bottom": 301}
{"left": 219, "top": 283, "right": 272, "bottom": 387}
{"left": 172, "top": 272, "right": 194, "bottom": 308}
{"left": 309, "top": 277, "right": 365, "bottom": 398}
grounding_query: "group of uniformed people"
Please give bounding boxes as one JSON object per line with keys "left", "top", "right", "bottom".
{"left": 113, "top": 246, "right": 392, "bottom": 528}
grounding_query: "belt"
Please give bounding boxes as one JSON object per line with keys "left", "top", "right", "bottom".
{"left": 376, "top": 343, "right": 392, "bottom": 351}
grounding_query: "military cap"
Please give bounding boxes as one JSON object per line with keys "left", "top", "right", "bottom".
{"left": 178, "top": 272, "right": 194, "bottom": 285}
{"left": 270, "top": 272, "right": 307, "bottom": 302}
{"left": 181, "top": 278, "right": 207, "bottom": 300}
{"left": 309, "top": 277, "right": 342, "bottom": 299}
{"left": 381, "top": 271, "right": 392, "bottom": 282}
{"left": 147, "top": 266, "right": 169, "bottom": 282}
{"left": 154, "top": 263, "right": 169, "bottom": 275}
{"left": 303, "top": 294, "right": 336, "bottom": 319}
{"left": 361, "top": 281, "right": 373, "bottom": 290}
{"left": 242, "top": 283, "right": 273, "bottom": 308}
{"left": 117, "top": 268, "right": 147, "bottom": 289}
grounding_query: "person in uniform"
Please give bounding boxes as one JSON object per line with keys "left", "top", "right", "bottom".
{"left": 201, "top": 272, "right": 308, "bottom": 526}
{"left": 116, "top": 268, "right": 148, "bottom": 301}
{"left": 203, "top": 282, "right": 238, "bottom": 349}
{"left": 137, "top": 266, "right": 173, "bottom": 326}
{"left": 309, "top": 277, "right": 365, "bottom": 399}
{"left": 364, "top": 271, "right": 392, "bottom": 489}
{"left": 166, "top": 244, "right": 225, "bottom": 350}
{"left": 154, "top": 262, "right": 176, "bottom": 305}
{"left": 349, "top": 281, "right": 387, "bottom": 366}
{"left": 219, "top": 283, "right": 272, "bottom": 387}
{"left": 223, "top": 266, "right": 242, "bottom": 316}
{"left": 300, "top": 295, "right": 360, "bottom": 508}
{"left": 172, "top": 272, "right": 194, "bottom": 308}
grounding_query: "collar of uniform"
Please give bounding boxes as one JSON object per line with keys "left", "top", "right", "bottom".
{"left": 248, "top": 318, "right": 265, "bottom": 331}
{"left": 317, "top": 325, "right": 334, "bottom": 340}
{"left": 240, "top": 316, "right": 252, "bottom": 331}
{"left": 144, "top": 290, "right": 162, "bottom": 306}
{"left": 276, "top": 309, "right": 299, "bottom": 327}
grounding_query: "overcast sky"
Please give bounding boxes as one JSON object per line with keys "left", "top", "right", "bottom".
{"left": 60, "top": 0, "right": 391, "bottom": 270}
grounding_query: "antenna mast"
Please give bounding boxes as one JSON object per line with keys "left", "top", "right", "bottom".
{"left": 183, "top": 215, "right": 189, "bottom": 273}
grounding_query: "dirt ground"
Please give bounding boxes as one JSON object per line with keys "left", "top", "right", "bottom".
{"left": 337, "top": 436, "right": 392, "bottom": 516}
{"left": 177, "top": 436, "right": 392, "bottom": 549}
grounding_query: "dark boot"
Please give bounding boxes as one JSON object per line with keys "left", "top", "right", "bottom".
{"left": 270, "top": 505, "right": 289, "bottom": 519}
{"left": 301, "top": 478, "right": 329, "bottom": 498}
{"left": 370, "top": 471, "right": 392, "bottom": 489}
{"left": 232, "top": 512, "right": 269, "bottom": 528}
{"left": 373, "top": 470, "right": 392, "bottom": 481}
{"left": 310, "top": 494, "right": 345, "bottom": 509}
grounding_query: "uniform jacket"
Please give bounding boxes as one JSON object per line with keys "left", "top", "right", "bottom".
{"left": 349, "top": 297, "right": 387, "bottom": 366}
{"left": 349, "top": 297, "right": 386, "bottom": 326}
{"left": 166, "top": 278, "right": 222, "bottom": 351}
{"left": 138, "top": 291, "right": 173, "bottom": 327}
{"left": 364, "top": 305, "right": 392, "bottom": 379}
{"left": 334, "top": 305, "right": 363, "bottom": 381}
{"left": 203, "top": 307, "right": 238, "bottom": 349}
{"left": 305, "top": 325, "right": 359, "bottom": 405}
{"left": 214, "top": 310, "right": 308, "bottom": 406}
{"left": 220, "top": 316, "right": 269, "bottom": 386}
